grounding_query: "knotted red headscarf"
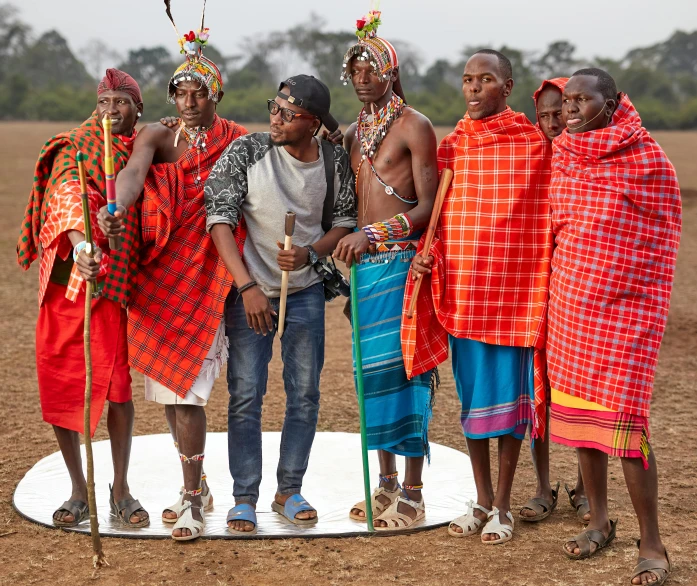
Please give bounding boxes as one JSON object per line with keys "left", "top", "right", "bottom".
{"left": 97, "top": 68, "right": 143, "bottom": 105}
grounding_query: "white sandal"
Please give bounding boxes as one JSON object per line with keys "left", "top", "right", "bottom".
{"left": 481, "top": 506, "right": 514, "bottom": 545}
{"left": 373, "top": 494, "right": 425, "bottom": 531}
{"left": 448, "top": 500, "right": 491, "bottom": 537}
{"left": 162, "top": 480, "right": 214, "bottom": 524}
{"left": 349, "top": 485, "right": 401, "bottom": 522}
{"left": 171, "top": 500, "right": 205, "bottom": 542}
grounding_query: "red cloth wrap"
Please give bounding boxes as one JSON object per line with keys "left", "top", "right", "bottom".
{"left": 402, "top": 107, "right": 553, "bottom": 438}
{"left": 37, "top": 282, "right": 131, "bottom": 436}
{"left": 547, "top": 94, "right": 681, "bottom": 418}
{"left": 128, "top": 116, "right": 247, "bottom": 397}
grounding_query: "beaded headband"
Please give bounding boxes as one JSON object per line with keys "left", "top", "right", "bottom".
{"left": 340, "top": 5, "right": 399, "bottom": 84}
{"left": 164, "top": 0, "right": 223, "bottom": 104}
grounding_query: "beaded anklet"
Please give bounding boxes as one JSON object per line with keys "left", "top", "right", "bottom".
{"left": 180, "top": 453, "right": 205, "bottom": 464}
{"left": 183, "top": 486, "right": 203, "bottom": 497}
{"left": 402, "top": 484, "right": 423, "bottom": 491}
{"left": 362, "top": 213, "right": 414, "bottom": 245}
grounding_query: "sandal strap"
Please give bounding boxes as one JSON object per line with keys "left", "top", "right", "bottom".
{"left": 58, "top": 500, "right": 87, "bottom": 517}
{"left": 521, "top": 497, "right": 550, "bottom": 514}
{"left": 226, "top": 504, "right": 257, "bottom": 527}
{"left": 632, "top": 558, "right": 670, "bottom": 580}
{"left": 467, "top": 499, "right": 491, "bottom": 515}
{"left": 116, "top": 497, "right": 145, "bottom": 520}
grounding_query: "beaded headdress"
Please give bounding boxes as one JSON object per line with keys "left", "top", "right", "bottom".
{"left": 164, "top": 0, "right": 223, "bottom": 104}
{"left": 340, "top": 3, "right": 400, "bottom": 85}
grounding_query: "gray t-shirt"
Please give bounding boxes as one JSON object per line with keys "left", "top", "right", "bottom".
{"left": 204, "top": 133, "right": 357, "bottom": 297}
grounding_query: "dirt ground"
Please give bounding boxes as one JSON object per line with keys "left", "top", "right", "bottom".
{"left": 0, "top": 122, "right": 695, "bottom": 586}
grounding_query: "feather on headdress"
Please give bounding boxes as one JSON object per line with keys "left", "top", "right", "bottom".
{"left": 164, "top": 0, "right": 222, "bottom": 103}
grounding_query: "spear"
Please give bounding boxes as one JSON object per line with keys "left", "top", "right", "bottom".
{"left": 76, "top": 151, "right": 107, "bottom": 569}
{"left": 350, "top": 262, "right": 374, "bottom": 532}
{"left": 102, "top": 115, "right": 121, "bottom": 252}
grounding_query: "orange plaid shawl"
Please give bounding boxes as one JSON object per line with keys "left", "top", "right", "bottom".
{"left": 128, "top": 116, "right": 247, "bottom": 397}
{"left": 17, "top": 115, "right": 139, "bottom": 306}
{"left": 402, "top": 107, "right": 552, "bottom": 437}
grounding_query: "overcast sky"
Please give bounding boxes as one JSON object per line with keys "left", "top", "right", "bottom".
{"left": 25, "top": 0, "right": 697, "bottom": 69}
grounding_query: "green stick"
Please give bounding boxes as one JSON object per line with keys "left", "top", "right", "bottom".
{"left": 350, "top": 262, "right": 374, "bottom": 532}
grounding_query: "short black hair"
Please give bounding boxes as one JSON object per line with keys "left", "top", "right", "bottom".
{"left": 473, "top": 49, "right": 513, "bottom": 80}
{"left": 571, "top": 67, "right": 618, "bottom": 101}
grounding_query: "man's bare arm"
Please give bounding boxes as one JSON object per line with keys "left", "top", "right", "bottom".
{"left": 403, "top": 111, "right": 439, "bottom": 229}
{"left": 114, "top": 124, "right": 167, "bottom": 210}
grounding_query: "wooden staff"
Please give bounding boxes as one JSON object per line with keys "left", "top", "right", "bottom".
{"left": 406, "top": 168, "right": 453, "bottom": 320}
{"left": 277, "top": 212, "right": 296, "bottom": 338}
{"left": 102, "top": 115, "right": 121, "bottom": 252}
{"left": 76, "top": 152, "right": 107, "bottom": 569}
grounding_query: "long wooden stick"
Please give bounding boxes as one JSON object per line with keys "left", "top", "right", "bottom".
{"left": 102, "top": 115, "right": 121, "bottom": 252}
{"left": 406, "top": 169, "right": 453, "bottom": 320}
{"left": 277, "top": 212, "right": 296, "bottom": 338}
{"left": 76, "top": 152, "right": 107, "bottom": 569}
{"left": 350, "top": 262, "right": 374, "bottom": 532}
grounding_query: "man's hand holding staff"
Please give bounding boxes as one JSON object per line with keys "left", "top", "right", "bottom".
{"left": 277, "top": 212, "right": 296, "bottom": 338}
{"left": 102, "top": 115, "right": 121, "bottom": 252}
{"left": 406, "top": 168, "right": 453, "bottom": 319}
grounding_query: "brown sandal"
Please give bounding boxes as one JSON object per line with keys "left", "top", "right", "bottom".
{"left": 109, "top": 483, "right": 150, "bottom": 528}
{"left": 520, "top": 481, "right": 560, "bottom": 522}
{"left": 565, "top": 484, "right": 591, "bottom": 524}
{"left": 563, "top": 519, "right": 617, "bottom": 560}
{"left": 53, "top": 500, "right": 89, "bottom": 527}
{"left": 631, "top": 541, "right": 672, "bottom": 586}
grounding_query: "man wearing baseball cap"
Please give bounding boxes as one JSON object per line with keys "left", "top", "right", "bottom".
{"left": 204, "top": 74, "right": 357, "bottom": 533}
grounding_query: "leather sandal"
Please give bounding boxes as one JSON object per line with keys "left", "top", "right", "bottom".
{"left": 631, "top": 541, "right": 672, "bottom": 586}
{"left": 563, "top": 519, "right": 617, "bottom": 560}
{"left": 109, "top": 483, "right": 149, "bottom": 528}
{"left": 53, "top": 500, "right": 89, "bottom": 528}
{"left": 374, "top": 494, "right": 425, "bottom": 531}
{"left": 520, "top": 481, "right": 560, "bottom": 522}
{"left": 565, "top": 484, "right": 591, "bottom": 524}
{"left": 481, "top": 507, "right": 514, "bottom": 545}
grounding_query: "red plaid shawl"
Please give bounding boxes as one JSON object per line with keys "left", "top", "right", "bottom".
{"left": 17, "top": 115, "right": 139, "bottom": 306}
{"left": 547, "top": 94, "right": 681, "bottom": 418}
{"left": 128, "top": 116, "right": 247, "bottom": 397}
{"left": 402, "top": 107, "right": 552, "bottom": 437}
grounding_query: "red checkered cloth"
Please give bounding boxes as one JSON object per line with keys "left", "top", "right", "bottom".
{"left": 17, "top": 115, "right": 139, "bottom": 306}
{"left": 128, "top": 116, "right": 247, "bottom": 397}
{"left": 547, "top": 94, "right": 681, "bottom": 418}
{"left": 402, "top": 107, "right": 552, "bottom": 437}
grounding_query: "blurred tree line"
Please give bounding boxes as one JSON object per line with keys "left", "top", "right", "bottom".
{"left": 1, "top": 4, "right": 696, "bottom": 129}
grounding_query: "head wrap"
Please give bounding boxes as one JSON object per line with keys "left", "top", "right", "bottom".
{"left": 532, "top": 77, "right": 568, "bottom": 105}
{"left": 340, "top": 8, "right": 405, "bottom": 100}
{"left": 97, "top": 68, "right": 143, "bottom": 105}
{"left": 164, "top": 1, "right": 223, "bottom": 104}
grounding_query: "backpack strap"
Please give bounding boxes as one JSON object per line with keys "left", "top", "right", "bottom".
{"left": 320, "top": 139, "right": 335, "bottom": 234}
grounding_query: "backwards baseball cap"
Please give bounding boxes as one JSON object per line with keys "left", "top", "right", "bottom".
{"left": 278, "top": 75, "right": 339, "bottom": 133}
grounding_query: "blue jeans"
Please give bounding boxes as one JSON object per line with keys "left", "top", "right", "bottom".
{"left": 225, "top": 282, "right": 325, "bottom": 505}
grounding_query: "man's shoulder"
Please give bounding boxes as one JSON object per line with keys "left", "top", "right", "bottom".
{"left": 138, "top": 122, "right": 176, "bottom": 144}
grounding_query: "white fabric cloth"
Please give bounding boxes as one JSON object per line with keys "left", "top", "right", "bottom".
{"left": 144, "top": 325, "right": 226, "bottom": 406}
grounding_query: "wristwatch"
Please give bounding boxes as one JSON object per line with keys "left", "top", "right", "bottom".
{"left": 305, "top": 244, "right": 319, "bottom": 267}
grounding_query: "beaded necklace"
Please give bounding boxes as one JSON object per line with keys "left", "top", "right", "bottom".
{"left": 173, "top": 119, "right": 212, "bottom": 186}
{"left": 357, "top": 93, "right": 405, "bottom": 160}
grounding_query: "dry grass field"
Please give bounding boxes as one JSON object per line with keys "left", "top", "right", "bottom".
{"left": 0, "top": 122, "right": 695, "bottom": 586}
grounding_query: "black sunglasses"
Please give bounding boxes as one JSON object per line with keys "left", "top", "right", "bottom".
{"left": 267, "top": 99, "right": 317, "bottom": 124}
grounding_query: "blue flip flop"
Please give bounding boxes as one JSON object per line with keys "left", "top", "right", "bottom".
{"left": 226, "top": 503, "right": 258, "bottom": 535}
{"left": 271, "top": 494, "right": 318, "bottom": 526}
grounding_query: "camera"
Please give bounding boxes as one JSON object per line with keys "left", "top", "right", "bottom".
{"left": 313, "top": 258, "right": 350, "bottom": 302}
